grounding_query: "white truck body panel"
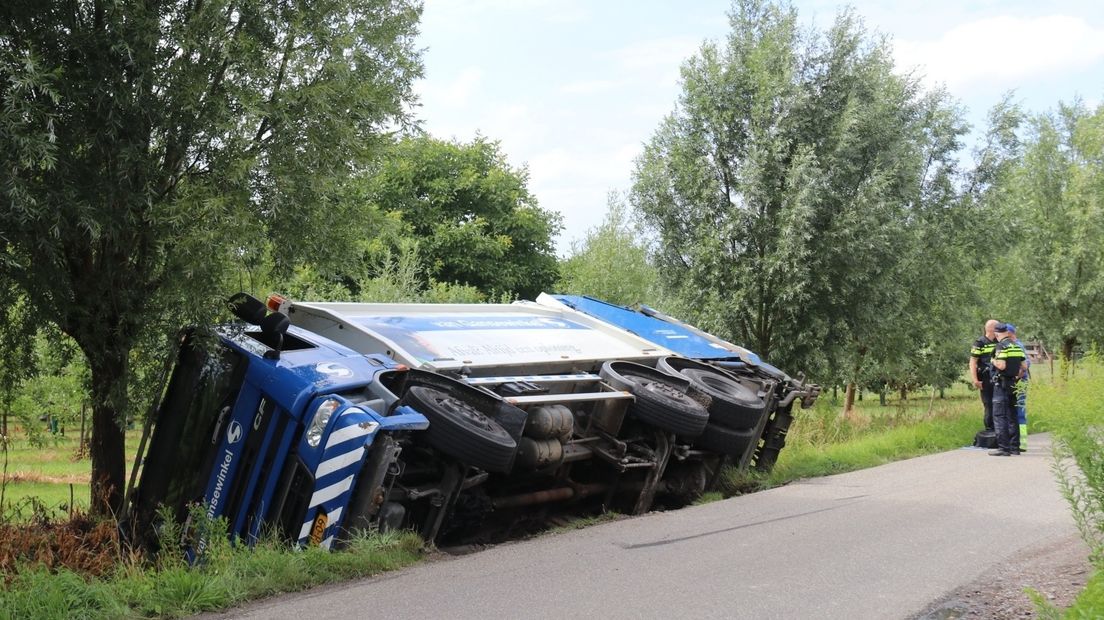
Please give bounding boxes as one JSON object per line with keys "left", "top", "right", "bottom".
{"left": 288, "top": 300, "right": 674, "bottom": 372}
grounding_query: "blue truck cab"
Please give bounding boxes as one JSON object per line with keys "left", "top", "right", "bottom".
{"left": 127, "top": 317, "right": 429, "bottom": 552}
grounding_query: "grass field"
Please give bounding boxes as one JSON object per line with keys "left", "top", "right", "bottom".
{"left": 745, "top": 381, "right": 981, "bottom": 487}
{"left": 1, "top": 428, "right": 141, "bottom": 519}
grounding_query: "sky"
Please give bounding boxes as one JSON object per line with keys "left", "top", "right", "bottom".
{"left": 414, "top": 0, "right": 1104, "bottom": 254}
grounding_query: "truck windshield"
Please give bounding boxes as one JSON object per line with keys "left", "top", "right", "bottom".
{"left": 136, "top": 335, "right": 247, "bottom": 527}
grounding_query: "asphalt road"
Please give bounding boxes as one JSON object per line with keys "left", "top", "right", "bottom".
{"left": 213, "top": 434, "right": 1078, "bottom": 620}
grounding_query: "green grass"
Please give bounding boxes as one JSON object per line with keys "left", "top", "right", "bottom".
{"left": 1, "top": 427, "right": 140, "bottom": 519}
{"left": 693, "top": 491, "right": 725, "bottom": 505}
{"left": 719, "top": 385, "right": 983, "bottom": 492}
{"left": 0, "top": 530, "right": 424, "bottom": 620}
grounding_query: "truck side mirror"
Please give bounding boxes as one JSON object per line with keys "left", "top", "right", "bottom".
{"left": 259, "top": 310, "right": 289, "bottom": 360}
{"left": 260, "top": 311, "right": 289, "bottom": 336}
{"left": 227, "top": 292, "right": 267, "bottom": 325}
{"left": 228, "top": 293, "right": 289, "bottom": 359}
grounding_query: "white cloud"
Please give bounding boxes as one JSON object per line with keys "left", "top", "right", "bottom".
{"left": 524, "top": 142, "right": 646, "bottom": 253}
{"left": 559, "top": 79, "right": 626, "bottom": 95}
{"left": 527, "top": 143, "right": 639, "bottom": 186}
{"left": 604, "top": 36, "right": 704, "bottom": 73}
{"left": 416, "top": 66, "right": 483, "bottom": 108}
{"left": 894, "top": 14, "right": 1104, "bottom": 89}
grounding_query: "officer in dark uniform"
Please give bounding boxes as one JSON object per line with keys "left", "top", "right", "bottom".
{"left": 969, "top": 320, "right": 999, "bottom": 431}
{"left": 989, "top": 322, "right": 1027, "bottom": 456}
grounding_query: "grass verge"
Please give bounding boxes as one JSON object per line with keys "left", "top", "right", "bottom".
{"left": 1020, "top": 360, "right": 1104, "bottom": 618}
{"left": 0, "top": 529, "right": 423, "bottom": 620}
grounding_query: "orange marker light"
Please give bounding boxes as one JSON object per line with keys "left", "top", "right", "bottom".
{"left": 266, "top": 293, "right": 288, "bottom": 313}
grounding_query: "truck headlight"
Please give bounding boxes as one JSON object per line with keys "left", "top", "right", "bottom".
{"left": 306, "top": 398, "right": 341, "bottom": 448}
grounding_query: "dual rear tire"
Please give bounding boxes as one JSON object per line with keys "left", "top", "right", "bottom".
{"left": 599, "top": 361, "right": 710, "bottom": 438}
{"left": 657, "top": 358, "right": 771, "bottom": 458}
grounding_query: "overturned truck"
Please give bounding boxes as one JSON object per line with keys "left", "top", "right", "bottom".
{"left": 125, "top": 293, "right": 818, "bottom": 550}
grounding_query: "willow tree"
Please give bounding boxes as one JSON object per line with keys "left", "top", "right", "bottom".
{"left": 0, "top": 0, "right": 422, "bottom": 514}
{"left": 1004, "top": 101, "right": 1104, "bottom": 361}
{"left": 631, "top": 0, "right": 966, "bottom": 400}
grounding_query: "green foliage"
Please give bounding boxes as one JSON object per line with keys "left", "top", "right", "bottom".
{"left": 558, "top": 194, "right": 659, "bottom": 306}
{"left": 9, "top": 333, "right": 86, "bottom": 441}
{"left": 630, "top": 0, "right": 970, "bottom": 388}
{"left": 280, "top": 240, "right": 491, "bottom": 304}
{"left": 365, "top": 134, "right": 563, "bottom": 299}
{"left": 0, "top": 0, "right": 423, "bottom": 512}
{"left": 998, "top": 101, "right": 1104, "bottom": 359}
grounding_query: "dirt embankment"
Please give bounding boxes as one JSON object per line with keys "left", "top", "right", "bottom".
{"left": 915, "top": 534, "right": 1091, "bottom": 619}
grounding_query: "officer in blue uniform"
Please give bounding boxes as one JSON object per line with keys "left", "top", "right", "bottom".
{"left": 1006, "top": 323, "right": 1030, "bottom": 450}
{"left": 989, "top": 323, "right": 1027, "bottom": 456}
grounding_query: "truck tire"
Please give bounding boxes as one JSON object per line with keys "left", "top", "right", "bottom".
{"left": 693, "top": 423, "right": 757, "bottom": 457}
{"left": 677, "top": 367, "right": 768, "bottom": 430}
{"left": 405, "top": 386, "right": 517, "bottom": 474}
{"left": 600, "top": 362, "right": 709, "bottom": 438}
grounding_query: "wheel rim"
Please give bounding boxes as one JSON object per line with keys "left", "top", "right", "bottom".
{"left": 430, "top": 393, "right": 499, "bottom": 434}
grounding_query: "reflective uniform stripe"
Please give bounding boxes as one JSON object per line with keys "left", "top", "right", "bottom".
{"left": 971, "top": 344, "right": 996, "bottom": 356}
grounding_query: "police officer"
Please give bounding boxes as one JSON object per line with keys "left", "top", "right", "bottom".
{"left": 969, "top": 320, "right": 999, "bottom": 431}
{"left": 989, "top": 322, "right": 1027, "bottom": 456}
{"left": 1006, "top": 323, "right": 1030, "bottom": 451}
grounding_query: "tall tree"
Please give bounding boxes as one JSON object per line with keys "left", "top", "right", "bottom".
{"left": 631, "top": 0, "right": 967, "bottom": 395}
{"left": 1003, "top": 101, "right": 1104, "bottom": 360}
{"left": 0, "top": 1, "right": 422, "bottom": 514}
{"left": 365, "top": 135, "right": 562, "bottom": 299}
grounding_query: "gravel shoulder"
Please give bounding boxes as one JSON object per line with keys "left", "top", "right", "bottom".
{"left": 914, "top": 533, "right": 1091, "bottom": 619}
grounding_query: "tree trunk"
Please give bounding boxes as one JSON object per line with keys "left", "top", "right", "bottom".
{"left": 843, "top": 382, "right": 857, "bottom": 416}
{"left": 879, "top": 389, "right": 887, "bottom": 406}
{"left": 1062, "top": 338, "right": 1076, "bottom": 361}
{"left": 87, "top": 351, "right": 128, "bottom": 516}
{"left": 1062, "top": 337, "right": 1077, "bottom": 379}
{"left": 843, "top": 346, "right": 867, "bottom": 417}
{"left": 79, "top": 403, "right": 88, "bottom": 459}
{"left": 899, "top": 385, "right": 907, "bottom": 401}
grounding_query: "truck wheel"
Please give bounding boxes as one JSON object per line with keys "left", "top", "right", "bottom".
{"left": 693, "top": 423, "right": 757, "bottom": 457}
{"left": 678, "top": 367, "right": 768, "bottom": 430}
{"left": 601, "top": 363, "right": 709, "bottom": 437}
{"left": 405, "top": 386, "right": 517, "bottom": 474}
